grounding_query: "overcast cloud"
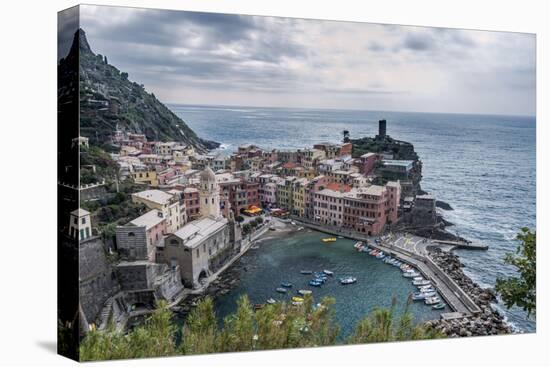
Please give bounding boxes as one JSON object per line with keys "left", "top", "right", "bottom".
{"left": 77, "top": 5, "right": 536, "bottom": 116}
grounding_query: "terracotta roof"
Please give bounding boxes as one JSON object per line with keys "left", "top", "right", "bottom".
{"left": 325, "top": 183, "right": 351, "bottom": 192}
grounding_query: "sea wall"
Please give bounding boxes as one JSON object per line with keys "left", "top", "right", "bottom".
{"left": 426, "top": 250, "right": 512, "bottom": 337}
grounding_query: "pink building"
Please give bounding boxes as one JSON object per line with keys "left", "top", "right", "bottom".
{"left": 312, "top": 181, "right": 401, "bottom": 236}
{"left": 184, "top": 187, "right": 201, "bottom": 220}
{"left": 359, "top": 152, "right": 381, "bottom": 175}
{"left": 157, "top": 167, "right": 177, "bottom": 186}
{"left": 129, "top": 209, "right": 167, "bottom": 261}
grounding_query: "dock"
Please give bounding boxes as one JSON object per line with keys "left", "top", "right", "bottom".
{"left": 431, "top": 240, "right": 489, "bottom": 250}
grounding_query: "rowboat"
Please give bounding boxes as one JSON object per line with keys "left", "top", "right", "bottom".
{"left": 432, "top": 302, "right": 446, "bottom": 310}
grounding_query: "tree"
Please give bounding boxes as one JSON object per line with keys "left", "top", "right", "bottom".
{"left": 495, "top": 228, "right": 536, "bottom": 317}
{"left": 348, "top": 297, "right": 443, "bottom": 344}
{"left": 80, "top": 295, "right": 442, "bottom": 361}
{"left": 80, "top": 301, "right": 176, "bottom": 361}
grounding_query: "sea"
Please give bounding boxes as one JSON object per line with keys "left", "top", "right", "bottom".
{"left": 169, "top": 104, "right": 536, "bottom": 333}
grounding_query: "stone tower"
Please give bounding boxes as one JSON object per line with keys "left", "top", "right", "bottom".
{"left": 199, "top": 166, "right": 221, "bottom": 219}
{"left": 378, "top": 119, "right": 387, "bottom": 138}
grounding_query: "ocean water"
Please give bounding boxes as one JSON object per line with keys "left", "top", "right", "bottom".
{"left": 169, "top": 104, "right": 536, "bottom": 332}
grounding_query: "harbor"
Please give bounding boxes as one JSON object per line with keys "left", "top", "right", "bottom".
{"left": 188, "top": 221, "right": 448, "bottom": 338}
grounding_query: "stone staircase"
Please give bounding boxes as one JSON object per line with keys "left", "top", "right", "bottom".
{"left": 97, "top": 297, "right": 113, "bottom": 330}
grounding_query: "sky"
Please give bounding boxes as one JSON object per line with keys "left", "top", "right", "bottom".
{"left": 62, "top": 5, "right": 535, "bottom": 116}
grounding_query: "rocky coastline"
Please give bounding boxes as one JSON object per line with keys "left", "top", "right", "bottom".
{"left": 425, "top": 249, "right": 512, "bottom": 337}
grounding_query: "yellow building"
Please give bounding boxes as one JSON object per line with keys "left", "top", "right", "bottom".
{"left": 132, "top": 169, "right": 159, "bottom": 187}
{"left": 132, "top": 189, "right": 186, "bottom": 233}
{"left": 292, "top": 178, "right": 309, "bottom": 217}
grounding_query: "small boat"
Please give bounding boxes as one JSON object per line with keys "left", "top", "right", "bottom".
{"left": 281, "top": 282, "right": 293, "bottom": 288}
{"left": 292, "top": 296, "right": 304, "bottom": 303}
{"left": 413, "top": 276, "right": 424, "bottom": 281}
{"left": 432, "top": 302, "right": 446, "bottom": 310}
{"left": 425, "top": 297, "right": 441, "bottom": 305}
{"left": 250, "top": 245, "right": 260, "bottom": 250}
{"left": 254, "top": 304, "right": 265, "bottom": 310}
{"left": 413, "top": 279, "right": 431, "bottom": 286}
{"left": 403, "top": 271, "right": 420, "bottom": 278}
{"left": 291, "top": 221, "right": 296, "bottom": 225}
{"left": 412, "top": 293, "right": 428, "bottom": 300}
{"left": 322, "top": 237, "right": 337, "bottom": 243}
{"left": 418, "top": 286, "right": 436, "bottom": 294}
{"left": 298, "top": 289, "right": 312, "bottom": 296}
{"left": 309, "top": 280, "right": 322, "bottom": 287}
{"left": 340, "top": 276, "right": 357, "bottom": 285}
{"left": 266, "top": 298, "right": 276, "bottom": 304}
{"left": 269, "top": 227, "right": 276, "bottom": 231}
{"left": 276, "top": 287, "right": 288, "bottom": 293}
{"left": 338, "top": 236, "right": 344, "bottom": 239}
{"left": 354, "top": 241, "right": 364, "bottom": 249}
{"left": 297, "top": 226, "right": 304, "bottom": 231}
{"left": 323, "top": 270, "right": 334, "bottom": 276}
{"left": 376, "top": 252, "right": 386, "bottom": 259}
{"left": 300, "top": 270, "right": 313, "bottom": 275}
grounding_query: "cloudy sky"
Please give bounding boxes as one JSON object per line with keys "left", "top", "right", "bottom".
{"left": 69, "top": 5, "right": 535, "bottom": 116}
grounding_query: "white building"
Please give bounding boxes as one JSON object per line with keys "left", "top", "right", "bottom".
{"left": 69, "top": 208, "right": 92, "bottom": 241}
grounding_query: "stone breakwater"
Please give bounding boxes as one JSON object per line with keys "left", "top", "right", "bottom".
{"left": 425, "top": 249, "right": 512, "bottom": 337}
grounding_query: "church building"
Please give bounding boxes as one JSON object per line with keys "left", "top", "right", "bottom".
{"left": 160, "top": 167, "right": 242, "bottom": 288}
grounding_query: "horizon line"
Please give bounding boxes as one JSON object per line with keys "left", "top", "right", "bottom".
{"left": 164, "top": 101, "right": 536, "bottom": 119}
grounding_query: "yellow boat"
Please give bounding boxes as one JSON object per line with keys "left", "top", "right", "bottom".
{"left": 322, "top": 237, "right": 337, "bottom": 243}
{"left": 292, "top": 297, "right": 304, "bottom": 302}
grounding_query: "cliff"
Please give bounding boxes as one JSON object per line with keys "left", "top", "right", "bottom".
{"left": 58, "top": 29, "right": 218, "bottom": 152}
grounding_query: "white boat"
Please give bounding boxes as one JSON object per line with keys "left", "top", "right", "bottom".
{"left": 413, "top": 276, "right": 424, "bottom": 281}
{"left": 414, "top": 282, "right": 432, "bottom": 287}
{"left": 425, "top": 296, "right": 441, "bottom": 305}
{"left": 298, "top": 289, "right": 312, "bottom": 296}
{"left": 340, "top": 276, "right": 357, "bottom": 285}
{"left": 403, "top": 271, "right": 420, "bottom": 278}
{"left": 323, "top": 270, "right": 334, "bottom": 276}
{"left": 266, "top": 298, "right": 276, "bottom": 304}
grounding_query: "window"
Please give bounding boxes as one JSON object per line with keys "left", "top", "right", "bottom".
{"left": 128, "top": 232, "right": 135, "bottom": 237}
{"left": 81, "top": 217, "right": 86, "bottom": 224}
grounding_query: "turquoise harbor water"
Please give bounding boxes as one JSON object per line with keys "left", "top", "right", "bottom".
{"left": 169, "top": 104, "right": 536, "bottom": 332}
{"left": 214, "top": 230, "right": 444, "bottom": 339}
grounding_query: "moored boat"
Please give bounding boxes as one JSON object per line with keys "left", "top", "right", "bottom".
{"left": 298, "top": 289, "right": 312, "bottom": 296}
{"left": 340, "top": 276, "right": 357, "bottom": 285}
{"left": 276, "top": 287, "right": 288, "bottom": 293}
{"left": 413, "top": 279, "right": 432, "bottom": 287}
{"left": 403, "top": 271, "right": 420, "bottom": 278}
{"left": 425, "top": 296, "right": 441, "bottom": 305}
{"left": 300, "top": 270, "right": 313, "bottom": 275}
{"left": 292, "top": 296, "right": 304, "bottom": 303}
{"left": 323, "top": 270, "right": 334, "bottom": 276}
{"left": 281, "top": 282, "right": 293, "bottom": 288}
{"left": 432, "top": 302, "right": 446, "bottom": 310}
{"left": 322, "top": 237, "right": 337, "bottom": 243}
{"left": 266, "top": 298, "right": 276, "bottom": 304}
{"left": 254, "top": 304, "right": 265, "bottom": 310}
{"left": 309, "top": 280, "right": 322, "bottom": 287}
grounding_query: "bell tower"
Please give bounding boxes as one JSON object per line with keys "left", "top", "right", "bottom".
{"left": 199, "top": 166, "right": 221, "bottom": 219}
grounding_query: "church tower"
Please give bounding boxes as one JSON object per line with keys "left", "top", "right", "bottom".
{"left": 199, "top": 166, "right": 221, "bottom": 219}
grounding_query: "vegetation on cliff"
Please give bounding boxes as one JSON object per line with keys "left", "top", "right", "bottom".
{"left": 80, "top": 295, "right": 443, "bottom": 361}
{"left": 59, "top": 29, "right": 218, "bottom": 152}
